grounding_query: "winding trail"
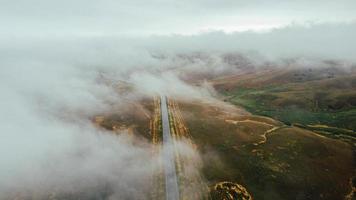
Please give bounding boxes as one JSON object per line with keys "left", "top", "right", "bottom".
{"left": 161, "top": 96, "right": 180, "bottom": 200}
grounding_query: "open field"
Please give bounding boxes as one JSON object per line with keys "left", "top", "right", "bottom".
{"left": 213, "top": 67, "right": 356, "bottom": 141}
{"left": 167, "top": 98, "right": 210, "bottom": 200}
{"left": 52, "top": 67, "right": 356, "bottom": 200}
{"left": 93, "top": 97, "right": 154, "bottom": 139}
{"left": 177, "top": 99, "right": 355, "bottom": 200}
{"left": 9, "top": 89, "right": 355, "bottom": 200}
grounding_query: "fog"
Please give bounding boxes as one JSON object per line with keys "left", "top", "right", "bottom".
{"left": 0, "top": 33, "right": 212, "bottom": 198}
{"left": 1, "top": 0, "right": 355, "bottom": 35}
{"left": 1, "top": 19, "right": 356, "bottom": 199}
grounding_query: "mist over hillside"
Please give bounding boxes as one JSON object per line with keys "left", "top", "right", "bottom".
{"left": 1, "top": 1, "right": 356, "bottom": 199}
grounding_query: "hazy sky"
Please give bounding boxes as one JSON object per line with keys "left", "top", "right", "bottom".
{"left": 1, "top": 0, "right": 356, "bottom": 36}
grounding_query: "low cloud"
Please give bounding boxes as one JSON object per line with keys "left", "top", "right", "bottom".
{"left": 145, "top": 22, "right": 356, "bottom": 62}
{"left": 0, "top": 22, "right": 355, "bottom": 198}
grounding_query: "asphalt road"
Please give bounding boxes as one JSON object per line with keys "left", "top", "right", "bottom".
{"left": 161, "top": 96, "right": 180, "bottom": 200}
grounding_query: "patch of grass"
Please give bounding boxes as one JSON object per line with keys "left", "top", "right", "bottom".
{"left": 225, "top": 86, "right": 356, "bottom": 131}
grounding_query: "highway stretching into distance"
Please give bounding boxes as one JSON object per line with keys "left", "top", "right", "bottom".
{"left": 160, "top": 96, "right": 180, "bottom": 200}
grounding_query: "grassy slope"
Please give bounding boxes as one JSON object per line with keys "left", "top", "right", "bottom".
{"left": 223, "top": 86, "right": 356, "bottom": 131}
{"left": 214, "top": 69, "right": 356, "bottom": 132}
{"left": 178, "top": 100, "right": 354, "bottom": 200}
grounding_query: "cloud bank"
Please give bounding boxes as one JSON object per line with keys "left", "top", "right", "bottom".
{"left": 1, "top": 0, "right": 355, "bottom": 35}
{"left": 0, "top": 21, "right": 355, "bottom": 198}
